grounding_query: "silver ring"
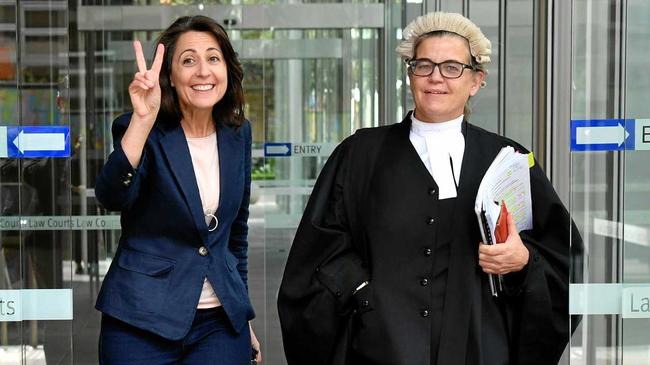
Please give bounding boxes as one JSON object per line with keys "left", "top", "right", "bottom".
{"left": 206, "top": 213, "right": 218, "bottom": 232}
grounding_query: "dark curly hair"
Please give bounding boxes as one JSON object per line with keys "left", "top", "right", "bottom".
{"left": 155, "top": 15, "right": 245, "bottom": 128}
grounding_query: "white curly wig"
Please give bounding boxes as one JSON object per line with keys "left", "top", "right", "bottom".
{"left": 396, "top": 12, "right": 491, "bottom": 71}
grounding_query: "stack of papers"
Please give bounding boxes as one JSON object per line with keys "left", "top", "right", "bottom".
{"left": 474, "top": 146, "right": 533, "bottom": 295}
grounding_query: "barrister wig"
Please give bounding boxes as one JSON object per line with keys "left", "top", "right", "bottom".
{"left": 396, "top": 12, "right": 492, "bottom": 72}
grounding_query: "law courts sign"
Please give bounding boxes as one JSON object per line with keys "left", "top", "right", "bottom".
{"left": 0, "top": 215, "right": 121, "bottom": 231}
{"left": 0, "top": 289, "right": 73, "bottom": 322}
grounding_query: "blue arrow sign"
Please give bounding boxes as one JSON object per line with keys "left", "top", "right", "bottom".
{"left": 571, "top": 119, "right": 635, "bottom": 151}
{"left": 4, "top": 126, "right": 70, "bottom": 158}
{"left": 264, "top": 143, "right": 291, "bottom": 157}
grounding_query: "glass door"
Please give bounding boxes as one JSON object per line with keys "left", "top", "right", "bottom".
{"left": 620, "top": 0, "right": 650, "bottom": 363}
{"left": 0, "top": 0, "right": 74, "bottom": 363}
{"left": 570, "top": 0, "right": 650, "bottom": 364}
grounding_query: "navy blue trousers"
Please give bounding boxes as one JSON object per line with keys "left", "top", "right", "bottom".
{"left": 99, "top": 307, "right": 251, "bottom": 365}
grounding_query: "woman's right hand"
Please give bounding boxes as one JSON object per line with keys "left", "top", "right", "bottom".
{"left": 128, "top": 40, "right": 165, "bottom": 122}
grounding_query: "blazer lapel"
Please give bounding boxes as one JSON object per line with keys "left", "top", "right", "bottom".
{"left": 159, "top": 124, "right": 208, "bottom": 245}
{"left": 215, "top": 122, "right": 243, "bottom": 225}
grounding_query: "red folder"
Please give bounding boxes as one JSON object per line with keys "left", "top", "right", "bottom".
{"left": 495, "top": 201, "right": 508, "bottom": 243}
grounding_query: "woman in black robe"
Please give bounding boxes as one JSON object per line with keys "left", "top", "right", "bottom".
{"left": 278, "top": 12, "right": 580, "bottom": 365}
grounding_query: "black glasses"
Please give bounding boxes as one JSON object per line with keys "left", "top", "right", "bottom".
{"left": 406, "top": 59, "right": 475, "bottom": 79}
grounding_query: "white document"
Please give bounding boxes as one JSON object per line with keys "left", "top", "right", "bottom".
{"left": 474, "top": 146, "right": 533, "bottom": 297}
{"left": 475, "top": 146, "right": 533, "bottom": 237}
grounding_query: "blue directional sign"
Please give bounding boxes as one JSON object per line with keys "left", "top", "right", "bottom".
{"left": 571, "top": 119, "right": 635, "bottom": 151}
{"left": 1, "top": 126, "right": 71, "bottom": 158}
{"left": 264, "top": 143, "right": 292, "bottom": 157}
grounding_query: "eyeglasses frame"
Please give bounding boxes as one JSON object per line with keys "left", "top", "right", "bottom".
{"left": 406, "top": 58, "right": 476, "bottom": 79}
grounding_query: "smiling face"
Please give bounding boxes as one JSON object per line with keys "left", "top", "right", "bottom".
{"left": 408, "top": 35, "right": 484, "bottom": 123}
{"left": 170, "top": 31, "right": 228, "bottom": 116}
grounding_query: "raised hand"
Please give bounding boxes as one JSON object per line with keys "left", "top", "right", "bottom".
{"left": 128, "top": 40, "right": 165, "bottom": 121}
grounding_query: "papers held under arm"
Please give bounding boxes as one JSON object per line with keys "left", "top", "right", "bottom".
{"left": 474, "top": 146, "right": 533, "bottom": 296}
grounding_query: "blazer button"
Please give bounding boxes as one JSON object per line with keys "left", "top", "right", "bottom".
{"left": 420, "top": 278, "right": 430, "bottom": 286}
{"left": 420, "top": 309, "right": 430, "bottom": 318}
{"left": 360, "top": 300, "right": 369, "bottom": 308}
{"left": 428, "top": 188, "right": 436, "bottom": 196}
{"left": 427, "top": 217, "right": 435, "bottom": 225}
{"left": 122, "top": 179, "right": 131, "bottom": 187}
{"left": 423, "top": 247, "right": 432, "bottom": 257}
{"left": 198, "top": 246, "right": 209, "bottom": 256}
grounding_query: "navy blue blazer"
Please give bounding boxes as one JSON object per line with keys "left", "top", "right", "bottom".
{"left": 95, "top": 113, "right": 255, "bottom": 341}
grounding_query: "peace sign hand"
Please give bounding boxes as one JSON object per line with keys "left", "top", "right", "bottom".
{"left": 128, "top": 40, "right": 165, "bottom": 123}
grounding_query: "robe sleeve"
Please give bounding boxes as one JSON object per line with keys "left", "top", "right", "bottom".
{"left": 507, "top": 159, "right": 583, "bottom": 364}
{"left": 278, "top": 135, "right": 369, "bottom": 365}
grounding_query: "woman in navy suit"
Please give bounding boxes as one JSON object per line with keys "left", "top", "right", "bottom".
{"left": 95, "top": 15, "right": 261, "bottom": 364}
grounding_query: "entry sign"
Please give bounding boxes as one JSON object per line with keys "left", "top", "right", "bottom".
{"left": 0, "top": 126, "right": 70, "bottom": 158}
{"left": 264, "top": 142, "right": 336, "bottom": 157}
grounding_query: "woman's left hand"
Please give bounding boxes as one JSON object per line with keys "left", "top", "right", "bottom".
{"left": 250, "top": 323, "right": 262, "bottom": 363}
{"left": 478, "top": 213, "right": 529, "bottom": 274}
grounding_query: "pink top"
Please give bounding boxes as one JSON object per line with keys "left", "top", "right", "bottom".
{"left": 186, "top": 133, "right": 221, "bottom": 308}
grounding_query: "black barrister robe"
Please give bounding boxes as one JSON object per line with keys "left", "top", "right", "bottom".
{"left": 278, "top": 113, "right": 580, "bottom": 365}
